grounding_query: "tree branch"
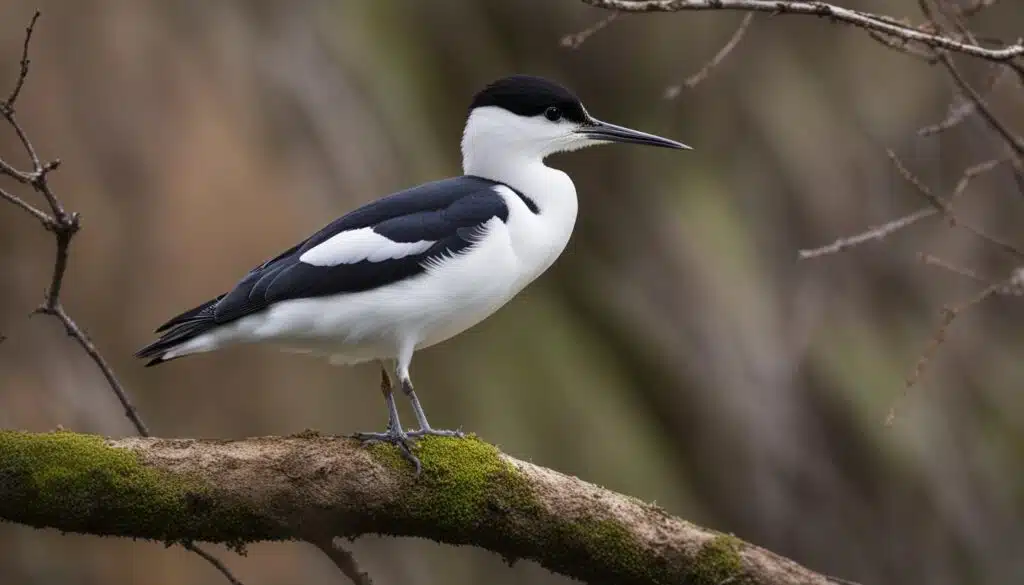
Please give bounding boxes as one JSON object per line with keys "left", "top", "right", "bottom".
{"left": 582, "top": 0, "right": 1024, "bottom": 62}
{"left": 665, "top": 12, "right": 754, "bottom": 97}
{"left": 314, "top": 538, "right": 374, "bottom": 585}
{"left": 0, "top": 431, "right": 845, "bottom": 585}
{"left": 798, "top": 157, "right": 1008, "bottom": 259}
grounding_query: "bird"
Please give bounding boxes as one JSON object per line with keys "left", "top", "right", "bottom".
{"left": 136, "top": 74, "right": 689, "bottom": 471}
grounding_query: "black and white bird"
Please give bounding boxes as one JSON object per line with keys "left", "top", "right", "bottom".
{"left": 137, "top": 75, "right": 688, "bottom": 469}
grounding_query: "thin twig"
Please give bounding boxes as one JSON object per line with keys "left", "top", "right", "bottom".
{"left": 582, "top": 0, "right": 1024, "bottom": 62}
{"left": 0, "top": 184, "right": 51, "bottom": 226}
{"left": 183, "top": 545, "right": 244, "bottom": 585}
{"left": 798, "top": 208, "right": 937, "bottom": 259}
{"left": 867, "top": 30, "right": 938, "bottom": 62}
{"left": 929, "top": 0, "right": 1024, "bottom": 136}
{"left": 0, "top": 11, "right": 247, "bottom": 585}
{"left": 950, "top": 157, "right": 1007, "bottom": 198}
{"left": 919, "top": 67, "right": 1004, "bottom": 136}
{"left": 314, "top": 538, "right": 375, "bottom": 585}
{"left": 917, "top": 253, "right": 1024, "bottom": 297}
{"left": 936, "top": 53, "right": 1024, "bottom": 156}
{"left": 665, "top": 12, "right": 754, "bottom": 97}
{"left": 799, "top": 157, "right": 1008, "bottom": 259}
{"left": 949, "top": 0, "right": 1001, "bottom": 19}
{"left": 560, "top": 12, "right": 620, "bottom": 49}
{"left": 915, "top": 0, "right": 1024, "bottom": 157}
{"left": 2, "top": 10, "right": 39, "bottom": 110}
{"left": 886, "top": 149, "right": 948, "bottom": 210}
{"left": 918, "top": 252, "right": 991, "bottom": 284}
{"left": 888, "top": 150, "right": 1024, "bottom": 259}
{"left": 886, "top": 277, "right": 1007, "bottom": 426}
{"left": 36, "top": 304, "right": 151, "bottom": 435}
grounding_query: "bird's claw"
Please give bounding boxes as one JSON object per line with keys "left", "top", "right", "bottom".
{"left": 351, "top": 427, "right": 467, "bottom": 475}
{"left": 351, "top": 429, "right": 422, "bottom": 475}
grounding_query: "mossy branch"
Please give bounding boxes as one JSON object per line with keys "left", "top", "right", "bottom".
{"left": 0, "top": 430, "right": 841, "bottom": 585}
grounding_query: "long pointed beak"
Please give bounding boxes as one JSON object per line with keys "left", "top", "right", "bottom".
{"left": 579, "top": 118, "right": 691, "bottom": 150}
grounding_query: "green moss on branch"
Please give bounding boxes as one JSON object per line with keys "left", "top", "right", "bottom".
{"left": 368, "top": 437, "right": 675, "bottom": 584}
{"left": 0, "top": 430, "right": 285, "bottom": 550}
{"left": 691, "top": 534, "right": 748, "bottom": 585}
{"left": 368, "top": 435, "right": 537, "bottom": 530}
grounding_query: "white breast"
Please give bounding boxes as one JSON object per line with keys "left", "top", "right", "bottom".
{"left": 413, "top": 178, "right": 579, "bottom": 348}
{"left": 492, "top": 180, "right": 577, "bottom": 289}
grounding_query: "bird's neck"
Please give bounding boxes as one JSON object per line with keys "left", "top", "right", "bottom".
{"left": 462, "top": 149, "right": 577, "bottom": 216}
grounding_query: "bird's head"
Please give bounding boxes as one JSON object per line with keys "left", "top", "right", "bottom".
{"left": 461, "top": 74, "right": 689, "bottom": 174}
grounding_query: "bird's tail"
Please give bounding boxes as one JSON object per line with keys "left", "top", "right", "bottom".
{"left": 135, "top": 295, "right": 225, "bottom": 366}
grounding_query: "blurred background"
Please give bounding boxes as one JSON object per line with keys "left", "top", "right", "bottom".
{"left": 2, "top": 1, "right": 1024, "bottom": 584}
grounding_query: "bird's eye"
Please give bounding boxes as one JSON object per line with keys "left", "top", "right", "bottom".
{"left": 544, "top": 106, "right": 562, "bottom": 122}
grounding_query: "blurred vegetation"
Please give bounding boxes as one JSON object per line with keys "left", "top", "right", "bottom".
{"left": 2, "top": 1, "right": 1023, "bottom": 584}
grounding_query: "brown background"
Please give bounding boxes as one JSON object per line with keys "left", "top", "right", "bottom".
{"left": 2, "top": 1, "right": 1023, "bottom": 584}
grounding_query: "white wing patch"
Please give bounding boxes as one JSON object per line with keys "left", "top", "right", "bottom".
{"left": 299, "top": 227, "right": 434, "bottom": 267}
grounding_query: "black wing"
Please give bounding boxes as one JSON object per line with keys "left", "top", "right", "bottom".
{"left": 137, "top": 176, "right": 515, "bottom": 363}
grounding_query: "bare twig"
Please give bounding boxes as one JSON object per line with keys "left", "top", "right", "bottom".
{"left": 314, "top": 539, "right": 374, "bottom": 585}
{"left": 665, "top": 12, "right": 753, "bottom": 97}
{"left": 2, "top": 10, "right": 39, "bottom": 110}
{"left": 560, "top": 12, "right": 620, "bottom": 49}
{"left": 887, "top": 150, "right": 1024, "bottom": 259}
{"left": 37, "top": 305, "right": 150, "bottom": 434}
{"left": 919, "top": 67, "right": 1005, "bottom": 136}
{"left": 184, "top": 545, "right": 244, "bottom": 585}
{"left": 798, "top": 208, "right": 937, "bottom": 259}
{"left": 0, "top": 183, "right": 50, "bottom": 226}
{"left": 917, "top": 253, "right": 1024, "bottom": 296}
{"left": 936, "top": 52, "right": 1024, "bottom": 157}
{"left": 799, "top": 158, "right": 1008, "bottom": 259}
{"left": 914, "top": 0, "right": 1024, "bottom": 157}
{"left": 886, "top": 149, "right": 948, "bottom": 212}
{"left": 886, "top": 275, "right": 1010, "bottom": 426}
{"left": 1, "top": 11, "right": 250, "bottom": 585}
{"left": 919, "top": 252, "right": 991, "bottom": 285}
{"left": 1, "top": 10, "right": 147, "bottom": 435}
{"left": 946, "top": 158, "right": 1008, "bottom": 204}
{"left": 900, "top": 29, "right": 1017, "bottom": 400}
{"left": 949, "top": 0, "right": 1001, "bottom": 19}
{"left": 582, "top": 0, "right": 1024, "bottom": 62}
{"left": 867, "top": 30, "right": 939, "bottom": 62}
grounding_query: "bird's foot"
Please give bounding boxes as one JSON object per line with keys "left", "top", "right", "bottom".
{"left": 351, "top": 428, "right": 422, "bottom": 475}
{"left": 406, "top": 427, "right": 465, "bottom": 439}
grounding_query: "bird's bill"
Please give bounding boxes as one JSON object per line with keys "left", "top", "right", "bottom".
{"left": 579, "top": 118, "right": 691, "bottom": 150}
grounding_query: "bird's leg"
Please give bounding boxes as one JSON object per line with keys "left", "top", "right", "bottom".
{"left": 351, "top": 365, "right": 421, "bottom": 474}
{"left": 400, "top": 376, "right": 465, "bottom": 440}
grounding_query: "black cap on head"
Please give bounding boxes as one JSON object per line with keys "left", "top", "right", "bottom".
{"left": 470, "top": 75, "right": 588, "bottom": 124}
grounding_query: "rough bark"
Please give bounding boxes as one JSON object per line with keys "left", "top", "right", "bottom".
{"left": 0, "top": 430, "right": 834, "bottom": 585}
